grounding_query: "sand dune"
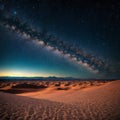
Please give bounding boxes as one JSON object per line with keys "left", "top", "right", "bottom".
{"left": 0, "top": 80, "right": 120, "bottom": 120}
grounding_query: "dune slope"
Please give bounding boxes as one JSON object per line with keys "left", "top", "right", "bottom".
{"left": 0, "top": 80, "right": 120, "bottom": 120}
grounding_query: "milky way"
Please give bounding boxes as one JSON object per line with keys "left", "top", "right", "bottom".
{"left": 0, "top": 13, "right": 110, "bottom": 74}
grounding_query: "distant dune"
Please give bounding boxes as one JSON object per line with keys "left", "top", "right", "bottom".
{"left": 0, "top": 80, "right": 120, "bottom": 120}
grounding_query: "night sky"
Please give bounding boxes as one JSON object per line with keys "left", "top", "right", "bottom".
{"left": 0, "top": 0, "right": 120, "bottom": 79}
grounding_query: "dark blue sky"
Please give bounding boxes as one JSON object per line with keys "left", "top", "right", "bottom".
{"left": 0, "top": 0, "right": 120, "bottom": 78}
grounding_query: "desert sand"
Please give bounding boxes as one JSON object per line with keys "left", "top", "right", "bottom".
{"left": 0, "top": 80, "right": 120, "bottom": 120}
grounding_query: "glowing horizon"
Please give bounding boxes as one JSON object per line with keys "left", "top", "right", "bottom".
{"left": 0, "top": 70, "right": 62, "bottom": 77}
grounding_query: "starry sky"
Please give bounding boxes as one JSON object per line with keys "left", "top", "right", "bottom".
{"left": 0, "top": 0, "right": 120, "bottom": 79}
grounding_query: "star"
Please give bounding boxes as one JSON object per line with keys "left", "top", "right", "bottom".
{"left": 13, "top": 11, "right": 17, "bottom": 15}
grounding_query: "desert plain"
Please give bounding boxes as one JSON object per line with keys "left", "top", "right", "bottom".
{"left": 0, "top": 80, "right": 120, "bottom": 120}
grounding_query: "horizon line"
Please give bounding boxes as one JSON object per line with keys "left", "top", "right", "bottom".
{"left": 0, "top": 76, "right": 119, "bottom": 80}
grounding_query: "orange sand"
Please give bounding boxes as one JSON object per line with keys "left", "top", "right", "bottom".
{"left": 0, "top": 80, "right": 120, "bottom": 120}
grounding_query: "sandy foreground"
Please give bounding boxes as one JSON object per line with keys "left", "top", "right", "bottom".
{"left": 0, "top": 80, "right": 120, "bottom": 120}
